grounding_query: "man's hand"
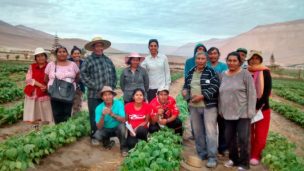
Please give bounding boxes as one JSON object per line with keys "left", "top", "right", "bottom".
{"left": 102, "top": 107, "right": 111, "bottom": 115}
{"left": 191, "top": 95, "right": 204, "bottom": 103}
{"left": 158, "top": 119, "right": 167, "bottom": 125}
{"left": 182, "top": 89, "right": 187, "bottom": 97}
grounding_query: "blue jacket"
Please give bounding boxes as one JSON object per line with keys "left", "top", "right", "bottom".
{"left": 183, "top": 65, "right": 219, "bottom": 108}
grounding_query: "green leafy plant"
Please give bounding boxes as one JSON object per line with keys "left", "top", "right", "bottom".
{"left": 262, "top": 132, "right": 304, "bottom": 171}
{"left": 0, "top": 112, "right": 90, "bottom": 171}
{"left": 270, "top": 99, "right": 304, "bottom": 128}
{"left": 0, "top": 103, "right": 24, "bottom": 126}
{"left": 0, "top": 88, "right": 24, "bottom": 104}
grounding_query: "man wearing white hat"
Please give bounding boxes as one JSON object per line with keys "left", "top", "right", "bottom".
{"left": 80, "top": 36, "right": 117, "bottom": 145}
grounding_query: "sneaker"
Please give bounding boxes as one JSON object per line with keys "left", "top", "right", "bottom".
{"left": 224, "top": 160, "right": 234, "bottom": 168}
{"left": 250, "top": 158, "right": 260, "bottom": 166}
{"left": 206, "top": 158, "right": 217, "bottom": 168}
{"left": 91, "top": 138, "right": 100, "bottom": 146}
{"left": 103, "top": 140, "right": 115, "bottom": 149}
{"left": 238, "top": 166, "right": 248, "bottom": 171}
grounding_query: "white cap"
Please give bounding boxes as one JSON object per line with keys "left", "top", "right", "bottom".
{"left": 157, "top": 86, "right": 169, "bottom": 94}
{"left": 34, "top": 47, "right": 49, "bottom": 56}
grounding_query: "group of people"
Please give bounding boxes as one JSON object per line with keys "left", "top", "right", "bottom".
{"left": 183, "top": 44, "right": 272, "bottom": 170}
{"left": 22, "top": 37, "right": 182, "bottom": 157}
{"left": 22, "top": 36, "right": 272, "bottom": 170}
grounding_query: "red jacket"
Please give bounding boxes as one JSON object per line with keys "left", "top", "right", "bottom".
{"left": 24, "top": 63, "right": 48, "bottom": 97}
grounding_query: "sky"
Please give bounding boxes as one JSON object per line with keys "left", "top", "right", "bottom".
{"left": 0, "top": 0, "right": 304, "bottom": 46}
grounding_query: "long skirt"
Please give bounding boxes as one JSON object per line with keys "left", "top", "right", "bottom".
{"left": 23, "top": 96, "right": 54, "bottom": 124}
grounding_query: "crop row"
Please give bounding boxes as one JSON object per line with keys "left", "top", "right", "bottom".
{"left": 270, "top": 99, "right": 304, "bottom": 128}
{"left": 262, "top": 132, "right": 304, "bottom": 171}
{"left": 0, "top": 103, "right": 24, "bottom": 126}
{"left": 0, "top": 88, "right": 24, "bottom": 104}
{"left": 0, "top": 112, "right": 90, "bottom": 171}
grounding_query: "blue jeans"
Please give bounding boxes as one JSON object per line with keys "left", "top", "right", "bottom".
{"left": 189, "top": 106, "right": 218, "bottom": 160}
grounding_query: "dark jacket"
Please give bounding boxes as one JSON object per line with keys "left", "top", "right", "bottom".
{"left": 68, "top": 57, "right": 85, "bottom": 93}
{"left": 183, "top": 65, "right": 219, "bottom": 108}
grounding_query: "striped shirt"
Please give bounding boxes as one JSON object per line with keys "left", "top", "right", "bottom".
{"left": 183, "top": 65, "right": 219, "bottom": 108}
{"left": 80, "top": 53, "right": 117, "bottom": 98}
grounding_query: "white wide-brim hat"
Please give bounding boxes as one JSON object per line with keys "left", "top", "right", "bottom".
{"left": 34, "top": 47, "right": 49, "bottom": 57}
{"left": 84, "top": 36, "right": 111, "bottom": 51}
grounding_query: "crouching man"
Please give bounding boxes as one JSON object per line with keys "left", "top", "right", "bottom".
{"left": 149, "top": 87, "right": 183, "bottom": 136}
{"left": 93, "top": 86, "right": 128, "bottom": 156}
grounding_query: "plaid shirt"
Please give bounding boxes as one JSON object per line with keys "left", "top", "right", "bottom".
{"left": 80, "top": 53, "right": 117, "bottom": 98}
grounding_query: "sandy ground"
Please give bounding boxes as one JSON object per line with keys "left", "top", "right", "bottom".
{"left": 0, "top": 77, "right": 303, "bottom": 170}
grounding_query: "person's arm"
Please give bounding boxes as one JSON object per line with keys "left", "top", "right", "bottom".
{"left": 120, "top": 69, "right": 125, "bottom": 91}
{"left": 143, "top": 68, "right": 149, "bottom": 92}
{"left": 96, "top": 115, "right": 105, "bottom": 129}
{"left": 201, "top": 68, "right": 220, "bottom": 100}
{"left": 245, "top": 71, "right": 257, "bottom": 118}
{"left": 110, "top": 61, "right": 117, "bottom": 89}
{"left": 256, "top": 70, "right": 272, "bottom": 110}
{"left": 109, "top": 110, "right": 126, "bottom": 122}
{"left": 80, "top": 60, "right": 96, "bottom": 89}
{"left": 164, "top": 56, "right": 171, "bottom": 86}
{"left": 110, "top": 101, "right": 126, "bottom": 122}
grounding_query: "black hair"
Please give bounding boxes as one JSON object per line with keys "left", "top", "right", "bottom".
{"left": 55, "top": 45, "right": 68, "bottom": 55}
{"left": 34, "top": 53, "right": 47, "bottom": 61}
{"left": 226, "top": 51, "right": 242, "bottom": 63}
{"left": 208, "top": 47, "right": 221, "bottom": 56}
{"left": 131, "top": 88, "right": 146, "bottom": 102}
{"left": 148, "top": 39, "right": 159, "bottom": 47}
{"left": 127, "top": 57, "right": 140, "bottom": 65}
{"left": 71, "top": 46, "right": 81, "bottom": 55}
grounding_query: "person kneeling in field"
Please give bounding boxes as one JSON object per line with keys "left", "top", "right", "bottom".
{"left": 149, "top": 87, "right": 183, "bottom": 136}
{"left": 93, "top": 86, "right": 128, "bottom": 156}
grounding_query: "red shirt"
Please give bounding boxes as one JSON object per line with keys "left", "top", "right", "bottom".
{"left": 125, "top": 102, "right": 152, "bottom": 129}
{"left": 149, "top": 96, "right": 179, "bottom": 119}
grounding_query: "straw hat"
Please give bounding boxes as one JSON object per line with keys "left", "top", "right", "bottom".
{"left": 84, "top": 36, "right": 111, "bottom": 51}
{"left": 180, "top": 155, "right": 203, "bottom": 171}
{"left": 33, "top": 47, "right": 49, "bottom": 57}
{"left": 99, "top": 86, "right": 117, "bottom": 97}
{"left": 248, "top": 50, "right": 263, "bottom": 62}
{"left": 125, "top": 52, "right": 145, "bottom": 65}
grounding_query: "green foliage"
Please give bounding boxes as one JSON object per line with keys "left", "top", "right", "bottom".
{"left": 120, "top": 128, "right": 182, "bottom": 171}
{"left": 176, "top": 94, "right": 189, "bottom": 123}
{"left": 0, "top": 88, "right": 24, "bottom": 104}
{"left": 0, "top": 103, "right": 24, "bottom": 126}
{"left": 262, "top": 132, "right": 304, "bottom": 171}
{"left": 270, "top": 99, "right": 304, "bottom": 128}
{"left": 171, "top": 72, "right": 183, "bottom": 82}
{"left": 0, "top": 112, "right": 90, "bottom": 171}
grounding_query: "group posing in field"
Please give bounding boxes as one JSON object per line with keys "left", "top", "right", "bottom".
{"left": 22, "top": 36, "right": 272, "bottom": 171}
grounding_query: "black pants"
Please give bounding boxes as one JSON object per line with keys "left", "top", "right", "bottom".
{"left": 93, "top": 123, "right": 127, "bottom": 151}
{"left": 218, "top": 115, "right": 227, "bottom": 153}
{"left": 225, "top": 118, "right": 251, "bottom": 169}
{"left": 126, "top": 126, "right": 148, "bottom": 149}
{"left": 149, "top": 118, "right": 183, "bottom": 136}
{"left": 147, "top": 89, "right": 158, "bottom": 102}
{"left": 88, "top": 98, "right": 103, "bottom": 138}
{"left": 50, "top": 100, "right": 72, "bottom": 124}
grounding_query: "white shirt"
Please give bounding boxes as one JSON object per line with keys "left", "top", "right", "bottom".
{"left": 141, "top": 53, "right": 171, "bottom": 89}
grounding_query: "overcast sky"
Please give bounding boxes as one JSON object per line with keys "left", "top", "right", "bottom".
{"left": 0, "top": 0, "right": 304, "bottom": 46}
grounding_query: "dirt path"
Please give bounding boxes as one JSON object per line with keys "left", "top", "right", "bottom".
{"left": 272, "top": 93, "right": 304, "bottom": 111}
{"left": 0, "top": 121, "right": 34, "bottom": 141}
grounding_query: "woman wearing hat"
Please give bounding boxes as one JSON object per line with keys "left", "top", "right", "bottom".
{"left": 141, "top": 39, "right": 171, "bottom": 102}
{"left": 45, "top": 46, "right": 80, "bottom": 124}
{"left": 23, "top": 47, "right": 53, "bottom": 124}
{"left": 219, "top": 52, "right": 256, "bottom": 170}
{"left": 247, "top": 50, "right": 272, "bottom": 166}
{"left": 120, "top": 52, "right": 149, "bottom": 104}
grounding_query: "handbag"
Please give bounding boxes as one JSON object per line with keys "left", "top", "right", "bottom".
{"left": 48, "top": 62, "right": 75, "bottom": 103}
